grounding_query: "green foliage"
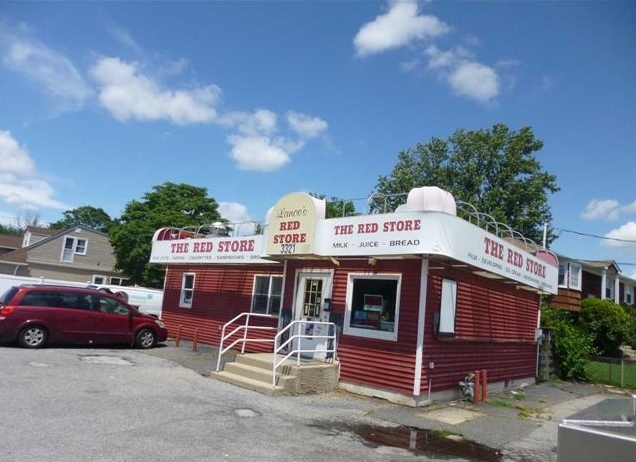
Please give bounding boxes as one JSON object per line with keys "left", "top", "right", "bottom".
{"left": 578, "top": 298, "right": 632, "bottom": 357}
{"left": 373, "top": 124, "right": 559, "bottom": 244}
{"left": 49, "top": 206, "right": 114, "bottom": 233}
{"left": 541, "top": 306, "right": 594, "bottom": 381}
{"left": 309, "top": 193, "right": 359, "bottom": 218}
{"left": 624, "top": 304, "right": 636, "bottom": 349}
{"left": 0, "top": 223, "right": 22, "bottom": 236}
{"left": 109, "top": 182, "right": 224, "bottom": 287}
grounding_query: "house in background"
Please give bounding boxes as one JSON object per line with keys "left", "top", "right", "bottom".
{"left": 549, "top": 255, "right": 635, "bottom": 311}
{"left": 0, "top": 225, "right": 126, "bottom": 285}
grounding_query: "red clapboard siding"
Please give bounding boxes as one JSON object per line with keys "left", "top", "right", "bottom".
{"left": 421, "top": 268, "right": 539, "bottom": 393}
{"left": 162, "top": 264, "right": 283, "bottom": 352}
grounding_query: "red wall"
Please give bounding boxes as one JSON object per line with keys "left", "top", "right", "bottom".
{"left": 422, "top": 268, "right": 539, "bottom": 394}
{"left": 162, "top": 264, "right": 283, "bottom": 351}
{"left": 162, "top": 259, "right": 540, "bottom": 397}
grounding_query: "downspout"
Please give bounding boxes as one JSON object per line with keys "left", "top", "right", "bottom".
{"left": 413, "top": 258, "right": 428, "bottom": 398}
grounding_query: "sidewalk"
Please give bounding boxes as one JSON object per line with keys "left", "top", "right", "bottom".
{"left": 145, "top": 340, "right": 627, "bottom": 461}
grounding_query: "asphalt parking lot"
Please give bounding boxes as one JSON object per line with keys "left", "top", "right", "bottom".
{"left": 145, "top": 340, "right": 621, "bottom": 462}
{"left": 1, "top": 341, "right": 623, "bottom": 462}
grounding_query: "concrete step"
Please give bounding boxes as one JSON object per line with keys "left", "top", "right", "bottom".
{"left": 235, "top": 353, "right": 300, "bottom": 376}
{"left": 214, "top": 353, "right": 340, "bottom": 396}
{"left": 224, "top": 361, "right": 296, "bottom": 387}
{"left": 212, "top": 370, "right": 285, "bottom": 396}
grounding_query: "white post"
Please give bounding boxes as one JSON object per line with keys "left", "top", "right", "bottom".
{"left": 542, "top": 222, "right": 548, "bottom": 249}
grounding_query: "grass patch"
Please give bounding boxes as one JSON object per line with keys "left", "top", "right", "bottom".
{"left": 433, "top": 429, "right": 462, "bottom": 438}
{"left": 587, "top": 360, "right": 636, "bottom": 390}
{"left": 487, "top": 398, "right": 515, "bottom": 408}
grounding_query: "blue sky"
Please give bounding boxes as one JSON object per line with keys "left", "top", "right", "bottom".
{"left": 1, "top": 1, "right": 635, "bottom": 275}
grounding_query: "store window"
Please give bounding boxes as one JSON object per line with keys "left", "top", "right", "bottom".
{"left": 251, "top": 275, "right": 282, "bottom": 315}
{"left": 344, "top": 273, "right": 400, "bottom": 341}
{"left": 180, "top": 273, "right": 195, "bottom": 308}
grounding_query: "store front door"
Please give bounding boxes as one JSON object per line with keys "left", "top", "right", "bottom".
{"left": 293, "top": 272, "right": 332, "bottom": 359}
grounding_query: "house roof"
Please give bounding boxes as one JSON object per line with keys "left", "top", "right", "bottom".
{"left": 0, "top": 247, "right": 27, "bottom": 264}
{"left": 581, "top": 259, "right": 620, "bottom": 270}
{"left": 0, "top": 234, "right": 22, "bottom": 251}
{"left": 26, "top": 226, "right": 57, "bottom": 236}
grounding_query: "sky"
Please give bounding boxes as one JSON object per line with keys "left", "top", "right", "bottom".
{"left": 1, "top": 1, "right": 635, "bottom": 276}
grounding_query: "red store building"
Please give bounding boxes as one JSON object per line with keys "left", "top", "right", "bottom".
{"left": 150, "top": 187, "right": 558, "bottom": 405}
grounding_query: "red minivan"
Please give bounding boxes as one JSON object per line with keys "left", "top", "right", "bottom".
{"left": 0, "top": 285, "right": 168, "bottom": 349}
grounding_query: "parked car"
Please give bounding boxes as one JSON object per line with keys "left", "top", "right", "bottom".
{"left": 0, "top": 285, "right": 168, "bottom": 349}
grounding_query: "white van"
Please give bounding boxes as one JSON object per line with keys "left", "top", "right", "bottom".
{"left": 87, "top": 284, "right": 164, "bottom": 318}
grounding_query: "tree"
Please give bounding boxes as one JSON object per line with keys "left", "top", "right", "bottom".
{"left": 373, "top": 124, "right": 560, "bottom": 245}
{"left": 109, "top": 182, "right": 225, "bottom": 287}
{"left": 309, "top": 193, "right": 359, "bottom": 218}
{"left": 15, "top": 210, "right": 42, "bottom": 230}
{"left": 49, "top": 206, "right": 114, "bottom": 233}
{"left": 0, "top": 223, "right": 22, "bottom": 236}
{"left": 578, "top": 298, "right": 632, "bottom": 357}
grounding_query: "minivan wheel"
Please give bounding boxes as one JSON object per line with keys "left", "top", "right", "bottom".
{"left": 18, "top": 325, "right": 48, "bottom": 348}
{"left": 135, "top": 329, "right": 156, "bottom": 349}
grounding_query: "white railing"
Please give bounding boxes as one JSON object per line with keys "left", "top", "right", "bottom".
{"left": 272, "top": 320, "right": 337, "bottom": 387}
{"left": 215, "top": 312, "right": 278, "bottom": 372}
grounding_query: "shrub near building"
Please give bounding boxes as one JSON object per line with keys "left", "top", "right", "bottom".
{"left": 579, "top": 298, "right": 633, "bottom": 357}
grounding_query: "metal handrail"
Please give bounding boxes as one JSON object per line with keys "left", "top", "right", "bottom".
{"left": 215, "top": 312, "right": 278, "bottom": 372}
{"left": 272, "top": 320, "right": 337, "bottom": 387}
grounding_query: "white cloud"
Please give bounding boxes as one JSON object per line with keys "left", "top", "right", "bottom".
{"left": 108, "top": 26, "right": 144, "bottom": 56}
{"left": 354, "top": 3, "right": 502, "bottom": 104}
{"left": 582, "top": 199, "right": 621, "bottom": 220}
{"left": 286, "top": 111, "right": 328, "bottom": 138}
{"left": 424, "top": 45, "right": 500, "bottom": 103}
{"left": 448, "top": 62, "right": 500, "bottom": 103}
{"left": 2, "top": 25, "right": 328, "bottom": 175}
{"left": 222, "top": 109, "right": 327, "bottom": 172}
{"left": 623, "top": 199, "right": 636, "bottom": 214}
{"left": 90, "top": 57, "right": 220, "bottom": 124}
{"left": 218, "top": 202, "right": 258, "bottom": 235}
{"left": 0, "top": 131, "right": 72, "bottom": 211}
{"left": 354, "top": 1, "right": 450, "bottom": 57}
{"left": 602, "top": 221, "right": 636, "bottom": 248}
{"left": 0, "top": 130, "right": 35, "bottom": 175}
{"left": 221, "top": 109, "right": 278, "bottom": 136}
{"left": 2, "top": 33, "right": 93, "bottom": 112}
{"left": 227, "top": 135, "right": 290, "bottom": 172}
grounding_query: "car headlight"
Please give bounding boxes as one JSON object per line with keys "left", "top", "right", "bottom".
{"left": 154, "top": 319, "right": 166, "bottom": 328}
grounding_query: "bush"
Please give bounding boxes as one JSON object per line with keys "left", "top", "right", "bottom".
{"left": 623, "top": 304, "right": 636, "bottom": 350}
{"left": 542, "top": 305, "right": 595, "bottom": 381}
{"left": 579, "top": 298, "right": 631, "bottom": 357}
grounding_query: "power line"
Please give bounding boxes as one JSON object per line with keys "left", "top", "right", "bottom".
{"left": 555, "top": 227, "right": 636, "bottom": 244}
